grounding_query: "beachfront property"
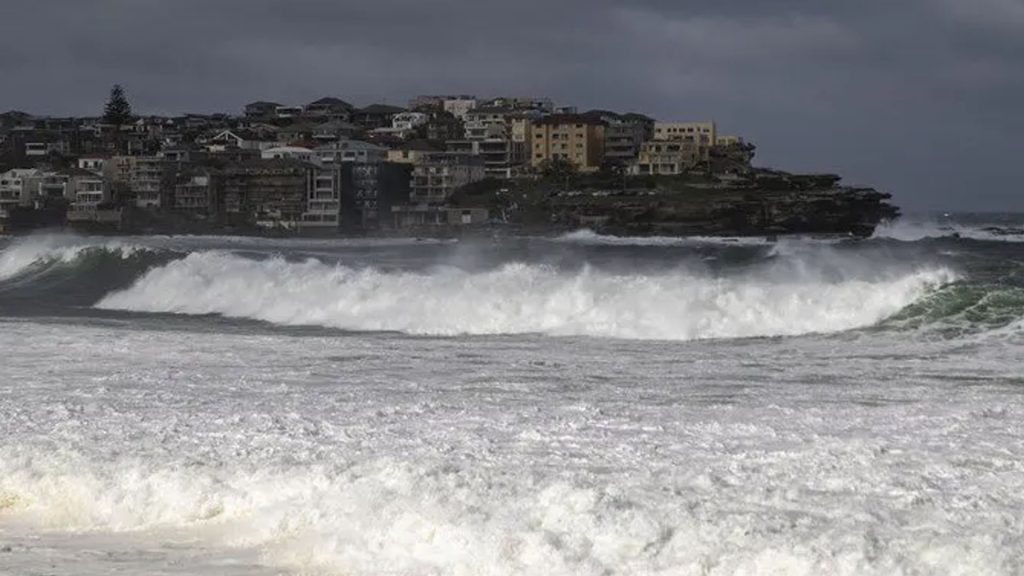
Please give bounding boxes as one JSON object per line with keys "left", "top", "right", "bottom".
{"left": 0, "top": 91, "right": 749, "bottom": 233}
{"left": 530, "top": 114, "right": 607, "bottom": 173}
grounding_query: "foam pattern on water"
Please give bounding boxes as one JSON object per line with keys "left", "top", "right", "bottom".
{"left": 1, "top": 322, "right": 1023, "bottom": 575}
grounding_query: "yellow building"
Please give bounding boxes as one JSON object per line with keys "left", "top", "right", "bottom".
{"left": 716, "top": 135, "right": 744, "bottom": 146}
{"left": 387, "top": 148, "right": 432, "bottom": 164}
{"left": 653, "top": 121, "right": 716, "bottom": 146}
{"left": 530, "top": 114, "right": 606, "bottom": 173}
{"left": 630, "top": 141, "right": 701, "bottom": 175}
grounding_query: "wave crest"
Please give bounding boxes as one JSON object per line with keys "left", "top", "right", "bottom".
{"left": 97, "top": 251, "right": 956, "bottom": 340}
{"left": 0, "top": 234, "right": 145, "bottom": 282}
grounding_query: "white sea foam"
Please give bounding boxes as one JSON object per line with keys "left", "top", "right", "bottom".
{"left": 1, "top": 321, "right": 1022, "bottom": 575}
{"left": 553, "top": 229, "right": 775, "bottom": 247}
{"left": 97, "top": 250, "right": 956, "bottom": 340}
{"left": 873, "top": 219, "right": 1024, "bottom": 242}
{"left": 0, "top": 234, "right": 143, "bottom": 281}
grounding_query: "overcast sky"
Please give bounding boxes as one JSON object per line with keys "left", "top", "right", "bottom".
{"left": 2, "top": 0, "right": 1022, "bottom": 211}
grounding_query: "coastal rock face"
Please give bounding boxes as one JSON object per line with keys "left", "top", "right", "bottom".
{"left": 537, "top": 171, "right": 900, "bottom": 238}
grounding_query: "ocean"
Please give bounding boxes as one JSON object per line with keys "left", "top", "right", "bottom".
{"left": 1, "top": 217, "right": 1022, "bottom": 575}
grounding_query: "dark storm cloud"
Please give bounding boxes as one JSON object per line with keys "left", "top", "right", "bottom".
{"left": 1, "top": 0, "right": 1021, "bottom": 210}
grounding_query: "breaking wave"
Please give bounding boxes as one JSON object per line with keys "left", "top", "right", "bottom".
{"left": 0, "top": 234, "right": 146, "bottom": 282}
{"left": 10, "top": 447, "right": 1015, "bottom": 576}
{"left": 97, "top": 251, "right": 956, "bottom": 341}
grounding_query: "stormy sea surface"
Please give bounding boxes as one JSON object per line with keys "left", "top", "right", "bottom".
{"left": 1, "top": 216, "right": 1023, "bottom": 575}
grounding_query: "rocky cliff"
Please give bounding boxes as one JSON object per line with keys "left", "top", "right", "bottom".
{"left": 455, "top": 167, "right": 900, "bottom": 238}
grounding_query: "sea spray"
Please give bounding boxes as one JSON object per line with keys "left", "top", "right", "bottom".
{"left": 97, "top": 250, "right": 957, "bottom": 340}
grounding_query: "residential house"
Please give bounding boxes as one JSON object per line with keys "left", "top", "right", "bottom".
{"left": 464, "top": 107, "right": 513, "bottom": 140}
{"left": 438, "top": 97, "right": 477, "bottom": 120}
{"left": 275, "top": 105, "right": 304, "bottom": 119}
{"left": 391, "top": 112, "right": 429, "bottom": 132}
{"left": 353, "top": 104, "right": 406, "bottom": 131}
{"left": 654, "top": 121, "right": 717, "bottom": 147}
{"left": 481, "top": 97, "right": 553, "bottom": 113}
{"left": 65, "top": 165, "right": 120, "bottom": 228}
{"left": 0, "top": 169, "right": 43, "bottom": 211}
{"left": 261, "top": 146, "right": 317, "bottom": 163}
{"left": 158, "top": 146, "right": 209, "bottom": 164}
{"left": 409, "top": 95, "right": 474, "bottom": 114}
{"left": 276, "top": 122, "right": 319, "bottom": 145}
{"left": 244, "top": 101, "right": 282, "bottom": 119}
{"left": 531, "top": 114, "right": 607, "bottom": 173}
{"left": 67, "top": 168, "right": 108, "bottom": 209}
{"left": 630, "top": 140, "right": 701, "bottom": 175}
{"left": 22, "top": 131, "right": 70, "bottom": 157}
{"left": 304, "top": 97, "right": 354, "bottom": 121}
{"left": 78, "top": 155, "right": 108, "bottom": 175}
{"left": 424, "top": 112, "right": 465, "bottom": 142}
{"left": 204, "top": 129, "right": 277, "bottom": 151}
{"left": 386, "top": 140, "right": 442, "bottom": 165}
{"left": 0, "top": 110, "right": 32, "bottom": 129}
{"left": 312, "top": 120, "right": 362, "bottom": 142}
{"left": 35, "top": 172, "right": 71, "bottom": 203}
{"left": 315, "top": 140, "right": 387, "bottom": 165}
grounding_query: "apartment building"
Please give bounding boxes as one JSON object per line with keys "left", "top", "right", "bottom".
{"left": 653, "top": 121, "right": 717, "bottom": 146}
{"left": 630, "top": 141, "right": 702, "bottom": 175}
{"left": 220, "top": 159, "right": 313, "bottom": 230}
{"left": 408, "top": 152, "right": 485, "bottom": 204}
{"left": 530, "top": 114, "right": 606, "bottom": 172}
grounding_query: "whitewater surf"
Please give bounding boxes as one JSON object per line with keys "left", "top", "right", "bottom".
{"left": 2, "top": 218, "right": 1024, "bottom": 575}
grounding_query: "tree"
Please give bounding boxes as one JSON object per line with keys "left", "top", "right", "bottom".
{"left": 538, "top": 156, "right": 578, "bottom": 180}
{"left": 103, "top": 84, "right": 133, "bottom": 127}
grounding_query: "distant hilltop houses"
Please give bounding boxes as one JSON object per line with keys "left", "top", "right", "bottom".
{"left": 0, "top": 93, "right": 751, "bottom": 235}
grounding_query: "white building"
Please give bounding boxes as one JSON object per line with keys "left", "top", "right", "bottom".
{"left": 315, "top": 140, "right": 386, "bottom": 165}
{"left": 78, "top": 156, "right": 107, "bottom": 174}
{"left": 391, "top": 112, "right": 429, "bottom": 131}
{"left": 301, "top": 167, "right": 342, "bottom": 231}
{"left": 275, "top": 106, "right": 304, "bottom": 119}
{"left": 443, "top": 97, "right": 478, "bottom": 120}
{"left": 0, "top": 169, "right": 42, "bottom": 210}
{"left": 70, "top": 170, "right": 107, "bottom": 209}
{"left": 261, "top": 146, "right": 317, "bottom": 164}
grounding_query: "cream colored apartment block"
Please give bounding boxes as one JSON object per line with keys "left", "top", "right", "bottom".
{"left": 653, "top": 121, "right": 717, "bottom": 146}
{"left": 630, "top": 141, "right": 701, "bottom": 175}
{"left": 530, "top": 115, "right": 606, "bottom": 173}
{"left": 716, "top": 135, "right": 744, "bottom": 146}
